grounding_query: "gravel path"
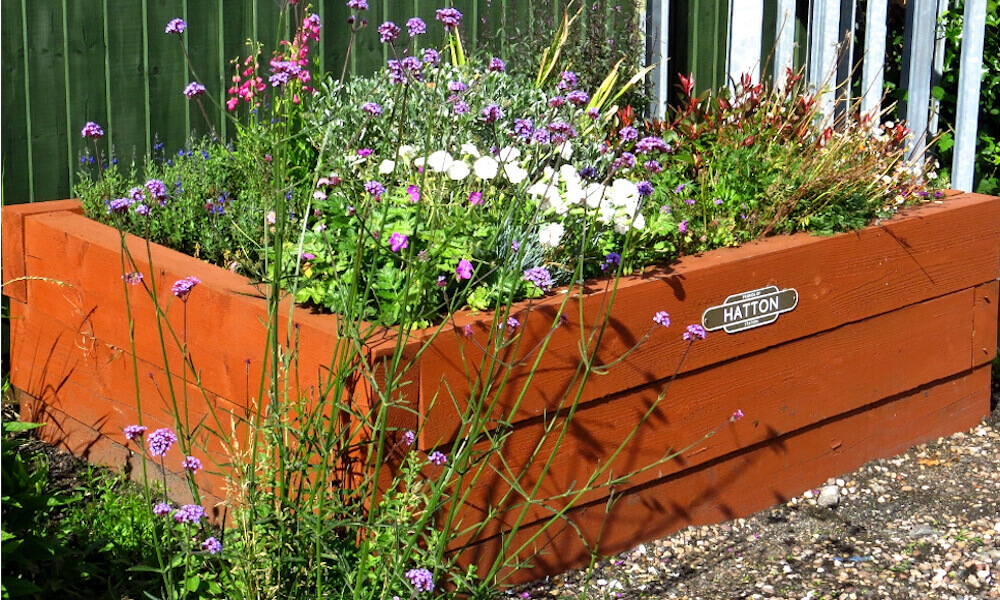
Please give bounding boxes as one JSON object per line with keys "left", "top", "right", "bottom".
{"left": 515, "top": 384, "right": 1000, "bottom": 600}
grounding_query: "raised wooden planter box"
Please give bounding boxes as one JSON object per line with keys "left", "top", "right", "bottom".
{"left": 3, "top": 193, "right": 999, "bottom": 582}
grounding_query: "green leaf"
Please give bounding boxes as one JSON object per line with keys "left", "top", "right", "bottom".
{"left": 185, "top": 575, "right": 201, "bottom": 592}
{"left": 2, "top": 422, "right": 45, "bottom": 433}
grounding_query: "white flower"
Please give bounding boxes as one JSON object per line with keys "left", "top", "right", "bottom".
{"left": 497, "top": 146, "right": 521, "bottom": 163}
{"left": 427, "top": 150, "right": 454, "bottom": 173}
{"left": 583, "top": 183, "right": 606, "bottom": 209}
{"left": 557, "top": 140, "right": 573, "bottom": 160}
{"left": 538, "top": 222, "right": 565, "bottom": 248}
{"left": 378, "top": 159, "right": 396, "bottom": 175}
{"left": 460, "top": 142, "right": 481, "bottom": 158}
{"left": 632, "top": 213, "right": 646, "bottom": 230}
{"left": 446, "top": 160, "right": 471, "bottom": 180}
{"left": 473, "top": 156, "right": 499, "bottom": 180}
{"left": 504, "top": 163, "right": 529, "bottom": 184}
{"left": 397, "top": 145, "right": 416, "bottom": 161}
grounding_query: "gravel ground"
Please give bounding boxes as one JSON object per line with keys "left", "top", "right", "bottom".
{"left": 514, "top": 381, "right": 1000, "bottom": 600}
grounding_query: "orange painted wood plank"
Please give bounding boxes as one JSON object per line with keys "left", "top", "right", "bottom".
{"left": 972, "top": 280, "right": 999, "bottom": 366}
{"left": 1, "top": 199, "right": 83, "bottom": 302}
{"left": 461, "top": 364, "right": 992, "bottom": 584}
{"left": 416, "top": 193, "right": 1000, "bottom": 447}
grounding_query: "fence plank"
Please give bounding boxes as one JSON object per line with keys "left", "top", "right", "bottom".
{"left": 928, "top": 0, "right": 950, "bottom": 134}
{"left": 953, "top": 0, "right": 987, "bottom": 191}
{"left": 773, "top": 0, "right": 796, "bottom": 85}
{"left": 860, "top": 0, "right": 887, "bottom": 116}
{"left": 808, "top": 0, "right": 841, "bottom": 121}
{"left": 25, "top": 1, "right": 70, "bottom": 201}
{"left": 648, "top": 0, "right": 670, "bottom": 117}
{"left": 2, "top": 0, "right": 31, "bottom": 203}
{"left": 901, "top": 0, "right": 937, "bottom": 159}
{"left": 727, "top": 0, "right": 764, "bottom": 84}
{"left": 147, "top": 1, "right": 189, "bottom": 153}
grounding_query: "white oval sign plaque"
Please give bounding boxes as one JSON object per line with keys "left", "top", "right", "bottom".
{"left": 702, "top": 285, "right": 798, "bottom": 334}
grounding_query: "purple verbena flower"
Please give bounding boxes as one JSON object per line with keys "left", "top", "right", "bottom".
{"left": 514, "top": 118, "right": 534, "bottom": 139}
{"left": 123, "top": 425, "right": 147, "bottom": 441}
{"left": 148, "top": 428, "right": 177, "bottom": 457}
{"left": 346, "top": 0, "right": 368, "bottom": 9}
{"left": 183, "top": 82, "right": 206, "bottom": 98}
{"left": 730, "top": 409, "right": 745, "bottom": 422}
{"left": 683, "top": 324, "right": 707, "bottom": 342}
{"left": 202, "top": 537, "right": 222, "bottom": 554}
{"left": 402, "top": 430, "right": 416, "bottom": 445}
{"left": 171, "top": 276, "right": 201, "bottom": 299}
{"left": 377, "top": 21, "right": 400, "bottom": 43}
{"left": 601, "top": 252, "right": 622, "bottom": 271}
{"left": 636, "top": 181, "right": 654, "bottom": 197}
{"left": 683, "top": 198, "right": 696, "bottom": 206}
{"left": 504, "top": 317, "right": 520, "bottom": 331}
{"left": 453, "top": 100, "right": 470, "bottom": 115}
{"left": 165, "top": 18, "right": 186, "bottom": 34}
{"left": 448, "top": 80, "right": 467, "bottom": 93}
{"left": 427, "top": 451, "right": 447, "bottom": 466}
{"left": 153, "top": 502, "right": 172, "bottom": 517}
{"left": 122, "top": 272, "right": 144, "bottom": 286}
{"left": 182, "top": 456, "right": 203, "bottom": 472}
{"left": 435, "top": 7, "right": 462, "bottom": 29}
{"left": 618, "top": 126, "right": 638, "bottom": 142}
{"left": 558, "top": 71, "right": 578, "bottom": 90}
{"left": 566, "top": 90, "right": 589, "bottom": 106}
{"left": 108, "top": 198, "right": 131, "bottom": 213}
{"left": 389, "top": 232, "right": 409, "bottom": 252}
{"left": 134, "top": 203, "right": 150, "bottom": 216}
{"left": 635, "top": 136, "right": 669, "bottom": 154}
{"left": 644, "top": 159, "right": 662, "bottom": 173}
{"left": 488, "top": 57, "right": 506, "bottom": 72}
{"left": 422, "top": 48, "right": 440, "bottom": 65}
{"left": 548, "top": 95, "right": 565, "bottom": 108}
{"left": 81, "top": 121, "right": 104, "bottom": 139}
{"left": 364, "top": 180, "right": 386, "bottom": 198}
{"left": 678, "top": 220, "right": 688, "bottom": 234}
{"left": 386, "top": 59, "right": 406, "bottom": 84}
{"left": 145, "top": 178, "right": 168, "bottom": 200}
{"left": 173, "top": 504, "right": 206, "bottom": 524}
{"left": 455, "top": 259, "right": 473, "bottom": 280}
{"left": 362, "top": 101, "right": 383, "bottom": 116}
{"left": 653, "top": 311, "right": 671, "bottom": 328}
{"left": 406, "top": 568, "right": 435, "bottom": 593}
{"left": 406, "top": 17, "right": 426, "bottom": 36}
{"left": 523, "top": 266, "right": 553, "bottom": 291}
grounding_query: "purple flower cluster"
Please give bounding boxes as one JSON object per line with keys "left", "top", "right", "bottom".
{"left": 683, "top": 324, "right": 707, "bottom": 341}
{"left": 601, "top": 252, "right": 622, "bottom": 271}
{"left": 435, "top": 7, "right": 462, "bottom": 29}
{"left": 361, "top": 101, "right": 382, "bottom": 116}
{"left": 182, "top": 456, "right": 203, "bottom": 472}
{"left": 468, "top": 191, "right": 483, "bottom": 205}
{"left": 153, "top": 502, "right": 172, "bottom": 517}
{"left": 148, "top": 428, "right": 177, "bottom": 457}
{"left": 108, "top": 198, "right": 131, "bottom": 213}
{"left": 428, "top": 451, "right": 447, "bottom": 466}
{"left": 653, "top": 311, "right": 671, "bottom": 328}
{"left": 377, "top": 21, "right": 400, "bottom": 43}
{"left": 481, "top": 103, "right": 503, "bottom": 124}
{"left": 619, "top": 126, "right": 638, "bottom": 142}
{"left": 448, "top": 80, "right": 467, "bottom": 93}
{"left": 346, "top": 0, "right": 368, "bottom": 9}
{"left": 173, "top": 504, "right": 206, "bottom": 524}
{"left": 364, "top": 180, "right": 386, "bottom": 198}
{"left": 514, "top": 118, "right": 533, "bottom": 139}
{"left": 488, "top": 57, "right": 506, "bottom": 72}
{"left": 122, "top": 272, "right": 144, "bottom": 286}
{"left": 558, "top": 71, "right": 578, "bottom": 90}
{"left": 422, "top": 48, "right": 440, "bottom": 65}
{"left": 171, "top": 276, "right": 201, "bottom": 299}
{"left": 202, "top": 537, "right": 222, "bottom": 554}
{"left": 635, "top": 136, "right": 669, "bottom": 154}
{"left": 402, "top": 430, "right": 416, "bottom": 445}
{"left": 566, "top": 90, "right": 589, "bottom": 106}
{"left": 505, "top": 317, "right": 520, "bottom": 331}
{"left": 268, "top": 60, "right": 303, "bottom": 87}
{"left": 389, "top": 232, "right": 409, "bottom": 252}
{"left": 523, "top": 266, "right": 554, "bottom": 291}
{"left": 145, "top": 179, "right": 169, "bottom": 203}
{"left": 636, "top": 180, "right": 654, "bottom": 197}
{"left": 455, "top": 259, "right": 473, "bottom": 280}
{"left": 183, "top": 82, "right": 206, "bottom": 98}
{"left": 165, "top": 18, "right": 186, "bottom": 34}
{"left": 407, "top": 17, "right": 426, "bottom": 36}
{"left": 81, "top": 121, "right": 104, "bottom": 139}
{"left": 124, "top": 424, "right": 147, "bottom": 441}
{"left": 406, "top": 568, "right": 435, "bottom": 593}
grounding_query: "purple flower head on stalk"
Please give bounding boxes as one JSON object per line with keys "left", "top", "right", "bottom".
{"left": 183, "top": 82, "right": 206, "bottom": 99}
{"left": 346, "top": 0, "right": 368, "bottom": 9}
{"left": 202, "top": 537, "right": 222, "bottom": 554}
{"left": 173, "top": 504, "right": 206, "bottom": 524}
{"left": 514, "top": 118, "right": 533, "bottom": 139}
{"left": 389, "top": 232, "right": 409, "bottom": 252}
{"left": 377, "top": 21, "right": 400, "bottom": 43}
{"left": 403, "top": 430, "right": 416, "bottom": 446}
{"left": 435, "top": 7, "right": 462, "bottom": 29}
{"left": 171, "top": 276, "right": 201, "bottom": 300}
{"left": 644, "top": 159, "right": 662, "bottom": 174}
{"left": 674, "top": 183, "right": 686, "bottom": 194}
{"left": 165, "top": 18, "right": 186, "bottom": 34}
{"left": 153, "top": 502, "right": 172, "bottom": 517}
{"left": 523, "top": 266, "right": 553, "bottom": 291}
{"left": 406, "top": 568, "right": 435, "bottom": 593}
{"left": 123, "top": 424, "right": 147, "bottom": 441}
{"left": 406, "top": 185, "right": 420, "bottom": 202}
{"left": 714, "top": 198, "right": 724, "bottom": 205}
{"left": 566, "top": 90, "right": 589, "bottom": 106}
{"left": 636, "top": 181, "right": 654, "bottom": 197}
{"left": 422, "top": 48, "right": 440, "bottom": 65}
{"left": 468, "top": 191, "right": 483, "bottom": 205}
{"left": 301, "top": 252, "right": 316, "bottom": 261}
{"left": 586, "top": 107, "right": 600, "bottom": 119}
{"left": 730, "top": 409, "right": 745, "bottom": 422}
{"left": 635, "top": 136, "right": 669, "bottom": 154}
{"left": 428, "top": 451, "right": 447, "bottom": 466}
{"left": 81, "top": 121, "right": 104, "bottom": 139}
{"left": 488, "top": 57, "right": 506, "bottom": 72}
{"left": 453, "top": 101, "right": 470, "bottom": 115}
{"left": 182, "top": 456, "right": 202, "bottom": 472}
{"left": 145, "top": 178, "right": 168, "bottom": 200}
{"left": 455, "top": 259, "right": 473, "bottom": 280}
{"left": 578, "top": 166, "right": 598, "bottom": 180}
{"left": 558, "top": 70, "right": 578, "bottom": 90}
{"left": 361, "top": 101, "right": 383, "bottom": 116}
{"left": 122, "top": 272, "right": 144, "bottom": 286}
{"left": 531, "top": 129, "right": 551, "bottom": 145}
{"left": 386, "top": 59, "right": 406, "bottom": 84}
{"left": 134, "top": 203, "right": 150, "bottom": 216}
{"left": 148, "top": 428, "right": 177, "bottom": 457}
{"left": 481, "top": 103, "right": 503, "bottom": 124}
{"left": 683, "top": 324, "right": 707, "bottom": 341}
{"left": 678, "top": 220, "right": 688, "bottom": 234}
{"left": 504, "top": 317, "right": 520, "bottom": 331}
{"left": 653, "top": 311, "right": 671, "bottom": 328}
{"left": 364, "top": 180, "right": 385, "bottom": 198}
{"left": 548, "top": 95, "right": 565, "bottom": 108}
{"left": 601, "top": 252, "right": 621, "bottom": 271}
{"left": 461, "top": 325, "right": 474, "bottom": 338}
{"left": 510, "top": 241, "right": 520, "bottom": 253}
{"left": 406, "top": 17, "right": 426, "bottom": 36}
{"left": 435, "top": 275, "right": 447, "bottom": 288}
{"left": 108, "top": 198, "right": 131, "bottom": 213}
{"left": 448, "top": 80, "right": 467, "bottom": 93}
{"left": 401, "top": 56, "right": 423, "bottom": 77}
{"left": 128, "top": 186, "right": 145, "bottom": 203}
{"left": 619, "top": 126, "right": 638, "bottom": 142}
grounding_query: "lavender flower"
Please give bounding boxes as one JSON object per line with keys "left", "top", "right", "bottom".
{"left": 108, "top": 198, "right": 131, "bottom": 213}
{"left": 122, "top": 272, "right": 144, "bottom": 286}
{"left": 148, "top": 428, "right": 177, "bottom": 457}
{"left": 481, "top": 103, "right": 503, "bottom": 124}
{"left": 406, "top": 17, "right": 426, "bottom": 36}
{"left": 428, "top": 451, "right": 447, "bottom": 466}
{"left": 406, "top": 568, "right": 435, "bottom": 593}
{"left": 455, "top": 259, "right": 473, "bottom": 280}
{"left": 389, "top": 232, "right": 409, "bottom": 252}
{"left": 453, "top": 101, "right": 470, "bottom": 115}
{"left": 488, "top": 57, "right": 506, "bottom": 72}
{"left": 377, "top": 21, "right": 400, "bottom": 43}
{"left": 346, "top": 0, "right": 368, "bottom": 9}
{"left": 81, "top": 121, "right": 104, "bottom": 139}
{"left": 402, "top": 430, "right": 416, "bottom": 446}
{"left": 123, "top": 424, "right": 147, "bottom": 441}
{"left": 182, "top": 456, "right": 203, "bottom": 472}
{"left": 653, "top": 311, "right": 671, "bottom": 328}
{"left": 361, "top": 101, "right": 382, "bottom": 116}
{"left": 683, "top": 324, "right": 707, "bottom": 341}
{"left": 202, "top": 537, "right": 222, "bottom": 554}
{"left": 145, "top": 178, "right": 168, "bottom": 200}
{"left": 422, "top": 48, "right": 440, "bottom": 65}
{"left": 364, "top": 180, "right": 386, "bottom": 198}
{"left": 183, "top": 82, "right": 206, "bottom": 98}
{"left": 171, "top": 276, "right": 201, "bottom": 299}
{"left": 173, "top": 504, "right": 206, "bottom": 524}
{"left": 558, "top": 71, "right": 578, "bottom": 90}
{"left": 636, "top": 181, "right": 654, "bottom": 197}
{"left": 134, "top": 204, "right": 150, "bottom": 216}
{"left": 635, "top": 136, "right": 669, "bottom": 154}
{"left": 448, "top": 80, "right": 467, "bottom": 93}
{"left": 514, "top": 118, "right": 533, "bottom": 139}
{"left": 566, "top": 90, "right": 589, "bottom": 106}
{"left": 523, "top": 266, "right": 554, "bottom": 291}
{"left": 601, "top": 252, "right": 621, "bottom": 271}
{"left": 165, "top": 18, "right": 186, "bottom": 34}
{"left": 153, "top": 502, "right": 172, "bottom": 517}
{"left": 435, "top": 7, "right": 462, "bottom": 29}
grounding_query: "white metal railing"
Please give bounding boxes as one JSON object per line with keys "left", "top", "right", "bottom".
{"left": 645, "top": 0, "right": 987, "bottom": 192}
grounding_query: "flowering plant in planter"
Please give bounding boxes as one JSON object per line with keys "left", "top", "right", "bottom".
{"left": 27, "top": 1, "right": 966, "bottom": 598}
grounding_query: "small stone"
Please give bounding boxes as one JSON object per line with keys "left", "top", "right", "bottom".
{"left": 818, "top": 485, "right": 841, "bottom": 507}
{"left": 909, "top": 524, "right": 935, "bottom": 538}
{"left": 902, "top": 485, "right": 914, "bottom": 492}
